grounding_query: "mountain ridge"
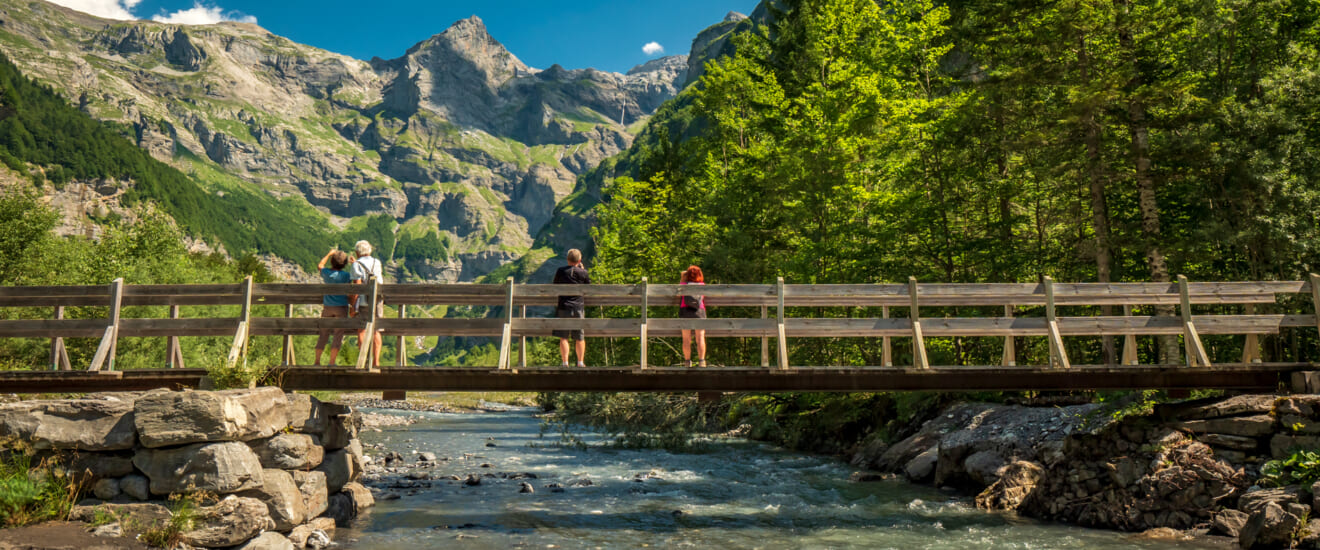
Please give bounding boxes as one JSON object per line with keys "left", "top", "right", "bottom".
{"left": 0, "top": 0, "right": 693, "bottom": 282}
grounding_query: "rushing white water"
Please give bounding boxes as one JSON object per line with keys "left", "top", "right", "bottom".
{"left": 341, "top": 409, "right": 1222, "bottom": 550}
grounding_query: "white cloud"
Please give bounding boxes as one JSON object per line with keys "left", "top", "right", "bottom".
{"left": 153, "top": 2, "right": 257, "bottom": 25}
{"left": 46, "top": 0, "right": 138, "bottom": 20}
{"left": 642, "top": 42, "right": 664, "bottom": 56}
{"left": 46, "top": 0, "right": 255, "bottom": 25}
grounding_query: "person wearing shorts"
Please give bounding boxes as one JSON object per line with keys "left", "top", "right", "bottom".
{"left": 679, "top": 265, "right": 707, "bottom": 367}
{"left": 553, "top": 248, "right": 590, "bottom": 367}
{"left": 314, "top": 249, "right": 352, "bottom": 366}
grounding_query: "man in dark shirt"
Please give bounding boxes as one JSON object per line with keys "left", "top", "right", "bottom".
{"left": 553, "top": 248, "right": 590, "bottom": 367}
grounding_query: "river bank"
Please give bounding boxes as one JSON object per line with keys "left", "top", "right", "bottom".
{"left": 537, "top": 391, "right": 1320, "bottom": 550}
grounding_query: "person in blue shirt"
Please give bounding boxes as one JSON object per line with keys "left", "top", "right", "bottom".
{"left": 314, "top": 249, "right": 353, "bottom": 366}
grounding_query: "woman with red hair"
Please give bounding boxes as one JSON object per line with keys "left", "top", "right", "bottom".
{"left": 679, "top": 265, "right": 707, "bottom": 367}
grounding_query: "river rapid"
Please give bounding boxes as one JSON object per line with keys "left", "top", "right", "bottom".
{"left": 341, "top": 409, "right": 1225, "bottom": 550}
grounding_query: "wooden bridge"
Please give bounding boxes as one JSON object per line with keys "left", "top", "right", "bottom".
{"left": 2, "top": 275, "right": 1319, "bottom": 394}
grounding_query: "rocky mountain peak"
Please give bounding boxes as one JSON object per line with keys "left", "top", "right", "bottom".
{"left": 626, "top": 55, "right": 688, "bottom": 77}
{"left": 725, "top": 11, "right": 748, "bottom": 23}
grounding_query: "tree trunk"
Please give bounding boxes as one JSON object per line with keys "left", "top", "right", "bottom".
{"left": 1079, "top": 37, "right": 1116, "bottom": 365}
{"left": 1117, "top": 0, "right": 1177, "bottom": 364}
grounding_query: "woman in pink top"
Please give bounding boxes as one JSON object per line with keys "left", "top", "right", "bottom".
{"left": 679, "top": 265, "right": 707, "bottom": 367}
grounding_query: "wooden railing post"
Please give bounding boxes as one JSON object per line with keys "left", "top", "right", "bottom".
{"left": 396, "top": 304, "right": 407, "bottom": 367}
{"left": 89, "top": 278, "right": 123, "bottom": 372}
{"left": 1044, "top": 276, "right": 1071, "bottom": 369}
{"left": 169, "top": 304, "right": 186, "bottom": 368}
{"left": 777, "top": 277, "right": 789, "bottom": 369}
{"left": 354, "top": 278, "right": 379, "bottom": 370}
{"left": 1242, "top": 303, "right": 1261, "bottom": 364}
{"left": 1178, "top": 275, "right": 1211, "bottom": 367}
{"left": 518, "top": 305, "right": 527, "bottom": 368}
{"left": 1310, "top": 273, "right": 1320, "bottom": 359}
{"left": 1001, "top": 305, "right": 1016, "bottom": 366}
{"left": 1122, "top": 305, "right": 1140, "bottom": 365}
{"left": 50, "top": 305, "right": 70, "bottom": 371}
{"left": 497, "top": 277, "right": 514, "bottom": 370}
{"left": 226, "top": 276, "right": 253, "bottom": 371}
{"left": 909, "top": 277, "right": 928, "bottom": 369}
{"left": 882, "top": 305, "right": 893, "bottom": 367}
{"left": 639, "top": 277, "right": 649, "bottom": 370}
{"left": 760, "top": 306, "right": 770, "bottom": 367}
{"left": 279, "top": 304, "right": 294, "bottom": 367}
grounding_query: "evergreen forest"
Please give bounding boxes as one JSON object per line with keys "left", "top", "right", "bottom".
{"left": 584, "top": 0, "right": 1320, "bottom": 369}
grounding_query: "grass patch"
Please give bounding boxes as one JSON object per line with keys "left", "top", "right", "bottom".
{"left": 139, "top": 493, "right": 204, "bottom": 548}
{"left": 0, "top": 453, "right": 81, "bottom": 527}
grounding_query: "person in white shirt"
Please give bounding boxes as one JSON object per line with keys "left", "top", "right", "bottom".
{"left": 350, "top": 240, "right": 384, "bottom": 367}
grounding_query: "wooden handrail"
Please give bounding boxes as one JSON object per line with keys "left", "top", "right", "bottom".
{"left": 0, "top": 278, "right": 1312, "bottom": 369}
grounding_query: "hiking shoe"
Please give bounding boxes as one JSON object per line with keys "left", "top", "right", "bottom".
{"left": 560, "top": 362, "right": 569, "bottom": 368}
{"left": 576, "top": 361, "right": 586, "bottom": 368}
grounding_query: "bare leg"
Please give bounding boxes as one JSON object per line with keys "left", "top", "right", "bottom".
{"left": 697, "top": 330, "right": 707, "bottom": 362}
{"left": 326, "top": 346, "right": 339, "bottom": 366}
{"left": 560, "top": 338, "right": 570, "bottom": 365}
{"left": 575, "top": 339, "right": 586, "bottom": 365}
{"left": 372, "top": 332, "right": 383, "bottom": 367}
{"left": 314, "top": 345, "right": 324, "bottom": 366}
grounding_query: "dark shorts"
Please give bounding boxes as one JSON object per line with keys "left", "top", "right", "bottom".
{"left": 554, "top": 306, "right": 585, "bottom": 341}
{"left": 679, "top": 306, "right": 706, "bottom": 319}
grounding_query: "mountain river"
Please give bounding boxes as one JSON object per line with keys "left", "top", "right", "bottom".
{"left": 341, "top": 408, "right": 1224, "bottom": 550}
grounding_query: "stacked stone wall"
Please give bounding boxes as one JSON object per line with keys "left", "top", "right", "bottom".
{"left": 0, "top": 387, "right": 373, "bottom": 549}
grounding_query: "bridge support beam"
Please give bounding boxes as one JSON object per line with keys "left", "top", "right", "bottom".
{"left": 1044, "top": 276, "right": 1071, "bottom": 369}
{"left": 777, "top": 277, "right": 789, "bottom": 369}
{"left": 226, "top": 276, "right": 253, "bottom": 375}
{"left": 355, "top": 278, "right": 379, "bottom": 371}
{"left": 909, "top": 277, "right": 928, "bottom": 369}
{"left": 89, "top": 278, "right": 123, "bottom": 372}
{"left": 1001, "top": 305, "right": 1015, "bottom": 367}
{"left": 1179, "top": 275, "right": 1212, "bottom": 367}
{"left": 1122, "top": 305, "right": 1140, "bottom": 365}
{"left": 639, "top": 278, "right": 649, "bottom": 370}
{"left": 497, "top": 277, "right": 514, "bottom": 370}
{"left": 49, "top": 306, "right": 70, "bottom": 371}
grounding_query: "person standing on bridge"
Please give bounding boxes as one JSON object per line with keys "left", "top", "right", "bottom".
{"left": 350, "top": 240, "right": 385, "bottom": 368}
{"left": 553, "top": 248, "right": 590, "bottom": 367}
{"left": 314, "top": 249, "right": 352, "bottom": 366}
{"left": 679, "top": 265, "right": 707, "bottom": 367}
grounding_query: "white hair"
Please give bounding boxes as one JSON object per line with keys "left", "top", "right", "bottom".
{"left": 354, "top": 240, "right": 373, "bottom": 256}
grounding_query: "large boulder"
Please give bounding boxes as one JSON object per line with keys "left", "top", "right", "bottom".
{"left": 231, "top": 532, "right": 295, "bottom": 550}
{"left": 320, "top": 404, "right": 360, "bottom": 451}
{"left": 237, "top": 469, "right": 306, "bottom": 532}
{"left": 1238, "top": 486, "right": 1303, "bottom": 515}
{"left": 1239, "top": 501, "right": 1302, "bottom": 550}
{"left": 291, "top": 470, "right": 328, "bottom": 518}
{"left": 1156, "top": 395, "right": 1277, "bottom": 421}
{"left": 1175, "top": 415, "right": 1276, "bottom": 438}
{"left": 1209, "top": 508, "right": 1249, "bottom": 537}
{"left": 40, "top": 450, "right": 135, "bottom": 481}
{"left": 286, "top": 393, "right": 328, "bottom": 435}
{"left": 1271, "top": 434, "right": 1320, "bottom": 459}
{"left": 975, "top": 460, "right": 1044, "bottom": 511}
{"left": 180, "top": 496, "right": 275, "bottom": 548}
{"left": 903, "top": 448, "right": 938, "bottom": 482}
{"left": 0, "top": 398, "right": 136, "bottom": 451}
{"left": 340, "top": 482, "right": 374, "bottom": 518}
{"left": 134, "top": 388, "right": 289, "bottom": 448}
{"left": 323, "top": 492, "right": 354, "bottom": 527}
{"left": 69, "top": 502, "right": 171, "bottom": 526}
{"left": 288, "top": 517, "right": 335, "bottom": 548}
{"left": 133, "top": 441, "right": 265, "bottom": 495}
{"left": 120, "top": 474, "right": 150, "bottom": 501}
{"left": 250, "top": 433, "right": 324, "bottom": 470}
{"left": 316, "top": 449, "right": 357, "bottom": 494}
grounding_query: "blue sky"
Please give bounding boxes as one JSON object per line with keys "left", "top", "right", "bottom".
{"left": 53, "top": 0, "right": 759, "bottom": 73}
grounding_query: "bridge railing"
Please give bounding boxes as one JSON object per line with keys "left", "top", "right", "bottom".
{"left": 2, "top": 274, "right": 1318, "bottom": 371}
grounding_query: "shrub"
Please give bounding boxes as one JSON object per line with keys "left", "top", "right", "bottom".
{"left": 1260, "top": 448, "right": 1320, "bottom": 488}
